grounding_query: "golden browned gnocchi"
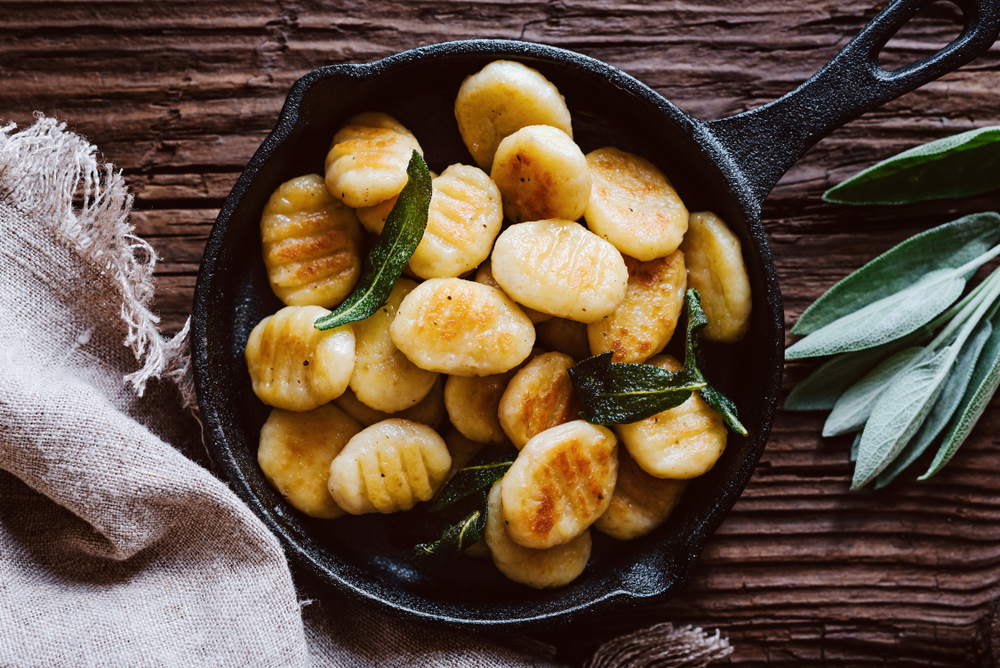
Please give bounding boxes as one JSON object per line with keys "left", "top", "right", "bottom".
{"left": 485, "top": 481, "right": 592, "bottom": 589}
{"left": 535, "top": 317, "right": 591, "bottom": 360}
{"left": 615, "top": 355, "right": 727, "bottom": 479}
{"left": 593, "top": 448, "right": 688, "bottom": 540}
{"left": 257, "top": 404, "right": 363, "bottom": 519}
{"left": 408, "top": 164, "right": 503, "bottom": 279}
{"left": 260, "top": 174, "right": 363, "bottom": 308}
{"left": 474, "top": 259, "right": 550, "bottom": 324}
{"left": 491, "top": 219, "right": 628, "bottom": 323}
{"left": 356, "top": 194, "right": 397, "bottom": 235}
{"left": 325, "top": 112, "right": 423, "bottom": 208}
{"left": 327, "top": 418, "right": 451, "bottom": 514}
{"left": 444, "top": 368, "right": 521, "bottom": 445}
{"left": 454, "top": 60, "right": 573, "bottom": 171}
{"left": 491, "top": 125, "right": 591, "bottom": 223}
{"left": 390, "top": 278, "right": 535, "bottom": 376}
{"left": 245, "top": 305, "right": 355, "bottom": 412}
{"left": 501, "top": 420, "right": 618, "bottom": 549}
{"left": 584, "top": 147, "right": 688, "bottom": 261}
{"left": 680, "top": 211, "right": 752, "bottom": 343}
{"left": 498, "top": 352, "right": 580, "bottom": 450}
{"left": 333, "top": 379, "right": 445, "bottom": 428}
{"left": 350, "top": 279, "right": 439, "bottom": 413}
{"left": 587, "top": 251, "right": 687, "bottom": 363}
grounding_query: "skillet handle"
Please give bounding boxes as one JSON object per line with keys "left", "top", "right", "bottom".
{"left": 705, "top": 0, "right": 1000, "bottom": 208}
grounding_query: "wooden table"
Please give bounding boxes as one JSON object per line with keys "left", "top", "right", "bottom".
{"left": 4, "top": 1, "right": 1000, "bottom": 664}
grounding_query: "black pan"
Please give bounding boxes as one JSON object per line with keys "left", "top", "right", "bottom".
{"left": 191, "top": 0, "right": 1000, "bottom": 633}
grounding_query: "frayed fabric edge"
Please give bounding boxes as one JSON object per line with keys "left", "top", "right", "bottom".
{"left": 0, "top": 115, "right": 195, "bottom": 408}
{"left": 584, "top": 622, "right": 733, "bottom": 668}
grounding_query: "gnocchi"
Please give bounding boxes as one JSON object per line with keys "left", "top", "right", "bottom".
{"left": 257, "top": 404, "right": 363, "bottom": 519}
{"left": 584, "top": 147, "right": 688, "bottom": 261}
{"left": 680, "top": 211, "right": 752, "bottom": 343}
{"left": 491, "top": 219, "right": 628, "bottom": 323}
{"left": 615, "top": 355, "right": 727, "bottom": 479}
{"left": 485, "top": 481, "right": 592, "bottom": 589}
{"left": 587, "top": 251, "right": 687, "bottom": 363}
{"left": 501, "top": 420, "right": 618, "bottom": 549}
{"left": 350, "top": 278, "right": 439, "bottom": 413}
{"left": 390, "top": 278, "right": 535, "bottom": 376}
{"left": 593, "top": 448, "right": 688, "bottom": 540}
{"left": 535, "top": 317, "right": 592, "bottom": 360}
{"left": 334, "top": 379, "right": 445, "bottom": 429}
{"left": 498, "top": 352, "right": 580, "bottom": 450}
{"left": 454, "top": 60, "right": 573, "bottom": 171}
{"left": 327, "top": 419, "right": 451, "bottom": 514}
{"left": 491, "top": 125, "right": 591, "bottom": 224}
{"left": 474, "top": 260, "right": 550, "bottom": 324}
{"left": 245, "top": 305, "right": 355, "bottom": 412}
{"left": 325, "top": 112, "right": 423, "bottom": 208}
{"left": 260, "top": 174, "right": 363, "bottom": 308}
{"left": 444, "top": 367, "right": 522, "bottom": 445}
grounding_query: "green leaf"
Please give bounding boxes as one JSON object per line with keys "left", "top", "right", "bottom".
{"left": 792, "top": 213, "right": 1000, "bottom": 336}
{"left": 428, "top": 447, "right": 515, "bottom": 515}
{"left": 822, "top": 346, "right": 923, "bottom": 437}
{"left": 875, "top": 321, "right": 992, "bottom": 488}
{"left": 569, "top": 352, "right": 707, "bottom": 425}
{"left": 920, "top": 305, "right": 1000, "bottom": 480}
{"left": 850, "top": 432, "right": 862, "bottom": 463}
{"left": 315, "top": 151, "right": 432, "bottom": 330}
{"left": 413, "top": 502, "right": 487, "bottom": 573}
{"left": 851, "top": 346, "right": 956, "bottom": 489}
{"left": 823, "top": 126, "right": 1000, "bottom": 205}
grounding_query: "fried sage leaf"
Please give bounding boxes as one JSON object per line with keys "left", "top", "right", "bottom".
{"left": 823, "top": 126, "right": 1000, "bottom": 206}
{"left": 792, "top": 213, "right": 1000, "bottom": 336}
{"left": 315, "top": 150, "right": 432, "bottom": 330}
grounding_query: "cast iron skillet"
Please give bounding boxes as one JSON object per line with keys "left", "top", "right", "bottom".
{"left": 192, "top": 0, "right": 1000, "bottom": 633}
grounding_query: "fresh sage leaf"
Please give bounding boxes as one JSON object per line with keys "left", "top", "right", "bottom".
{"left": 822, "top": 346, "right": 923, "bottom": 437}
{"left": 570, "top": 352, "right": 707, "bottom": 425}
{"left": 876, "top": 321, "right": 992, "bottom": 488}
{"left": 920, "top": 305, "right": 1000, "bottom": 480}
{"left": 413, "top": 501, "right": 487, "bottom": 573}
{"left": 315, "top": 150, "right": 432, "bottom": 331}
{"left": 851, "top": 345, "right": 956, "bottom": 489}
{"left": 850, "top": 432, "right": 862, "bottom": 463}
{"left": 823, "top": 126, "right": 1000, "bottom": 205}
{"left": 792, "top": 213, "right": 1000, "bottom": 336}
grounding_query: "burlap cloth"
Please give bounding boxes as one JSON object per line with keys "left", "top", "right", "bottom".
{"left": 0, "top": 117, "right": 732, "bottom": 667}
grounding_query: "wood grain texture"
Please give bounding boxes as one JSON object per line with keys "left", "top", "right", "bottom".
{"left": 3, "top": 1, "right": 1000, "bottom": 664}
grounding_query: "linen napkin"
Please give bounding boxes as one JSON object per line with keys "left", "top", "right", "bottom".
{"left": 0, "top": 116, "right": 732, "bottom": 667}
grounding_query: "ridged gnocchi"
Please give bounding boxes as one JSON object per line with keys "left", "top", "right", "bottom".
{"left": 325, "top": 112, "right": 423, "bottom": 208}
{"left": 587, "top": 251, "right": 687, "bottom": 363}
{"left": 260, "top": 174, "right": 363, "bottom": 308}
{"left": 327, "top": 419, "right": 451, "bottom": 514}
{"left": 498, "top": 352, "right": 580, "bottom": 450}
{"left": 593, "top": 448, "right": 688, "bottom": 540}
{"left": 408, "top": 164, "right": 503, "bottom": 279}
{"left": 257, "top": 404, "right": 363, "bottom": 519}
{"left": 474, "top": 259, "right": 550, "bottom": 324}
{"left": 501, "top": 420, "right": 618, "bottom": 549}
{"left": 491, "top": 219, "right": 628, "bottom": 323}
{"left": 245, "top": 305, "right": 355, "bottom": 412}
{"left": 333, "top": 379, "right": 445, "bottom": 429}
{"left": 615, "top": 355, "right": 727, "bottom": 479}
{"left": 491, "top": 125, "right": 591, "bottom": 224}
{"left": 584, "top": 147, "right": 688, "bottom": 261}
{"left": 485, "top": 481, "right": 592, "bottom": 589}
{"left": 390, "top": 278, "right": 535, "bottom": 376}
{"left": 454, "top": 60, "right": 573, "bottom": 171}
{"left": 680, "top": 211, "right": 752, "bottom": 343}
{"left": 350, "top": 279, "right": 439, "bottom": 413}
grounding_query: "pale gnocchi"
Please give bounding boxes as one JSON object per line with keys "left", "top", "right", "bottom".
{"left": 260, "top": 174, "right": 364, "bottom": 308}
{"left": 334, "top": 379, "right": 445, "bottom": 429}
{"left": 593, "top": 448, "right": 688, "bottom": 540}
{"left": 327, "top": 418, "right": 451, "bottom": 514}
{"left": 245, "top": 305, "right": 355, "bottom": 412}
{"left": 491, "top": 219, "right": 628, "bottom": 323}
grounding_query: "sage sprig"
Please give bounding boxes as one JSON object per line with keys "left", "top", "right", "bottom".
{"left": 570, "top": 290, "right": 747, "bottom": 436}
{"left": 786, "top": 212, "right": 1000, "bottom": 488}
{"left": 315, "top": 151, "right": 432, "bottom": 331}
{"left": 823, "top": 126, "right": 1000, "bottom": 205}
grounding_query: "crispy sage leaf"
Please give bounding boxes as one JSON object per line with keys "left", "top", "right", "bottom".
{"left": 823, "top": 126, "right": 1000, "bottom": 205}
{"left": 822, "top": 346, "right": 923, "bottom": 437}
{"left": 315, "top": 151, "right": 432, "bottom": 330}
{"left": 413, "top": 502, "right": 487, "bottom": 573}
{"left": 876, "top": 321, "right": 992, "bottom": 488}
{"left": 920, "top": 306, "right": 1000, "bottom": 480}
{"left": 851, "top": 345, "right": 956, "bottom": 489}
{"left": 792, "top": 213, "right": 1000, "bottom": 336}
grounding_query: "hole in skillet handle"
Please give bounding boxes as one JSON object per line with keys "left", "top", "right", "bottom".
{"left": 879, "top": 0, "right": 968, "bottom": 71}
